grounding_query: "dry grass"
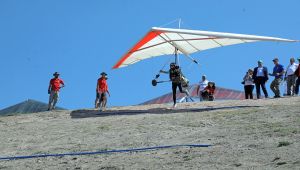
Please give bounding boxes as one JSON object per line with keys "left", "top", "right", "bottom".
{"left": 0, "top": 97, "right": 299, "bottom": 169}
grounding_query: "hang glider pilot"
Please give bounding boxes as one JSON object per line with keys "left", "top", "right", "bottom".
{"left": 160, "top": 63, "right": 189, "bottom": 107}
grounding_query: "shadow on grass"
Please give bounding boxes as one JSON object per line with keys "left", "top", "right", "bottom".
{"left": 70, "top": 105, "right": 261, "bottom": 118}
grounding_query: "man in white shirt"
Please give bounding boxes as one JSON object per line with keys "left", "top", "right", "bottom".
{"left": 196, "top": 75, "right": 209, "bottom": 101}
{"left": 285, "top": 57, "right": 298, "bottom": 96}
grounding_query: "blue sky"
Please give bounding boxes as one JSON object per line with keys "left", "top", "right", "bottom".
{"left": 0, "top": 0, "right": 299, "bottom": 110}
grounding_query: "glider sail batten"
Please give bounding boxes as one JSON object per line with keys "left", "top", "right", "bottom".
{"left": 113, "top": 27, "right": 297, "bottom": 69}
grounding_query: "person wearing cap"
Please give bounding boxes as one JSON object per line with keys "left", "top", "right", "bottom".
{"left": 96, "top": 72, "right": 110, "bottom": 111}
{"left": 243, "top": 69, "right": 254, "bottom": 99}
{"left": 269, "top": 58, "right": 285, "bottom": 98}
{"left": 284, "top": 57, "right": 298, "bottom": 96}
{"left": 196, "top": 75, "right": 209, "bottom": 101}
{"left": 48, "top": 72, "right": 65, "bottom": 110}
{"left": 253, "top": 60, "right": 269, "bottom": 99}
{"left": 294, "top": 57, "right": 300, "bottom": 95}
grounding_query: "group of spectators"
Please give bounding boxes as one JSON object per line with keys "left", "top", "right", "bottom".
{"left": 47, "top": 72, "right": 110, "bottom": 111}
{"left": 195, "top": 57, "right": 300, "bottom": 102}
{"left": 196, "top": 75, "right": 215, "bottom": 102}
{"left": 242, "top": 57, "right": 300, "bottom": 99}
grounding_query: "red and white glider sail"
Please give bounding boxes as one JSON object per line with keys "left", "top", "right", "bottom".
{"left": 113, "top": 27, "right": 297, "bottom": 69}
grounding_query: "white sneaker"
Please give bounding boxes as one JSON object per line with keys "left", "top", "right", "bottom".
{"left": 173, "top": 104, "right": 177, "bottom": 108}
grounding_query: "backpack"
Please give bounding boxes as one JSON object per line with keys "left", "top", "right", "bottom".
{"left": 181, "top": 76, "right": 189, "bottom": 87}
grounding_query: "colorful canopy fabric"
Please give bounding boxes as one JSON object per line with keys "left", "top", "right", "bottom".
{"left": 113, "top": 27, "right": 297, "bottom": 69}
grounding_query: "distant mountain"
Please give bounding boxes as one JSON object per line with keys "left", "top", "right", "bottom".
{"left": 0, "top": 99, "right": 65, "bottom": 116}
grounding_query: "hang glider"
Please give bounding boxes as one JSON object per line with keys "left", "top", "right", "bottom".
{"left": 113, "top": 27, "right": 298, "bottom": 69}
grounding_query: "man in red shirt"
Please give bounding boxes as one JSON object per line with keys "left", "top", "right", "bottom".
{"left": 294, "top": 57, "right": 300, "bottom": 95}
{"left": 48, "top": 72, "right": 65, "bottom": 110}
{"left": 95, "top": 72, "right": 110, "bottom": 110}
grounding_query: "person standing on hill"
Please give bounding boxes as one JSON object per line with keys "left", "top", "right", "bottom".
{"left": 253, "top": 60, "right": 269, "bottom": 99}
{"left": 243, "top": 69, "right": 254, "bottom": 99}
{"left": 294, "top": 57, "right": 300, "bottom": 95}
{"left": 96, "top": 72, "right": 110, "bottom": 111}
{"left": 285, "top": 57, "right": 298, "bottom": 96}
{"left": 196, "top": 75, "right": 209, "bottom": 101}
{"left": 269, "top": 58, "right": 285, "bottom": 98}
{"left": 48, "top": 72, "right": 65, "bottom": 111}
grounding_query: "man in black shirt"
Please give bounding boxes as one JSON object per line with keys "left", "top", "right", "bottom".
{"left": 161, "top": 62, "right": 186, "bottom": 107}
{"left": 253, "top": 60, "right": 269, "bottom": 99}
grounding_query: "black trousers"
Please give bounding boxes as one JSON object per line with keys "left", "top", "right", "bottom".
{"left": 255, "top": 77, "right": 268, "bottom": 99}
{"left": 244, "top": 85, "right": 254, "bottom": 99}
{"left": 172, "top": 82, "right": 183, "bottom": 104}
{"left": 295, "top": 77, "right": 300, "bottom": 95}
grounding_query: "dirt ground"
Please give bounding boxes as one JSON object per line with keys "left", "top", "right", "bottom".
{"left": 0, "top": 97, "right": 299, "bottom": 170}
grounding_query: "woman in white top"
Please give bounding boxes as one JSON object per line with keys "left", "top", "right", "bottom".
{"left": 243, "top": 69, "right": 254, "bottom": 99}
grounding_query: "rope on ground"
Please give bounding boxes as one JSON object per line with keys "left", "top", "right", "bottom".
{"left": 0, "top": 144, "right": 211, "bottom": 161}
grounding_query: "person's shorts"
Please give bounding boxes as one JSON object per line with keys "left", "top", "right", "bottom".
{"left": 99, "top": 92, "right": 107, "bottom": 101}
{"left": 49, "top": 90, "right": 59, "bottom": 102}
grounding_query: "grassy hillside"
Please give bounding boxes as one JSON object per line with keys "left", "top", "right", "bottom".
{"left": 0, "top": 97, "right": 299, "bottom": 169}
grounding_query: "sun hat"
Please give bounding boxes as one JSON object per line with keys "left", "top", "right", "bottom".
{"left": 53, "top": 72, "right": 60, "bottom": 76}
{"left": 100, "top": 72, "right": 107, "bottom": 76}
